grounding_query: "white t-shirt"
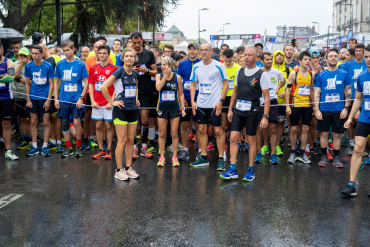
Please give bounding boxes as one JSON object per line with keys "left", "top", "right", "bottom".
{"left": 190, "top": 60, "right": 228, "bottom": 108}
{"left": 259, "top": 68, "right": 285, "bottom": 105}
{"left": 235, "top": 66, "right": 261, "bottom": 86}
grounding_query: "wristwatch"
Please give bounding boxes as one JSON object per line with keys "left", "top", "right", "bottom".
{"left": 345, "top": 107, "right": 349, "bottom": 110}
{"left": 262, "top": 114, "right": 269, "bottom": 119}
{"left": 79, "top": 96, "right": 84, "bottom": 100}
{"left": 220, "top": 99, "right": 225, "bottom": 103}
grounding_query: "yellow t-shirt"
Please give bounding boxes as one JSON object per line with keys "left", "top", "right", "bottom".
{"left": 292, "top": 70, "right": 312, "bottom": 107}
{"left": 224, "top": 63, "right": 241, "bottom": 97}
{"left": 88, "top": 51, "right": 116, "bottom": 66}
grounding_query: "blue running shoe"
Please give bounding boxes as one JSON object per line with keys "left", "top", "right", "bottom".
{"left": 220, "top": 168, "right": 238, "bottom": 180}
{"left": 47, "top": 142, "right": 57, "bottom": 151}
{"left": 341, "top": 138, "right": 350, "bottom": 147}
{"left": 103, "top": 142, "right": 108, "bottom": 151}
{"left": 81, "top": 141, "right": 90, "bottom": 151}
{"left": 271, "top": 153, "right": 279, "bottom": 164}
{"left": 365, "top": 157, "right": 370, "bottom": 165}
{"left": 42, "top": 147, "right": 51, "bottom": 156}
{"left": 244, "top": 143, "right": 249, "bottom": 151}
{"left": 190, "top": 157, "right": 209, "bottom": 167}
{"left": 217, "top": 159, "right": 226, "bottom": 171}
{"left": 255, "top": 152, "right": 262, "bottom": 163}
{"left": 26, "top": 147, "right": 39, "bottom": 156}
{"left": 243, "top": 169, "right": 255, "bottom": 182}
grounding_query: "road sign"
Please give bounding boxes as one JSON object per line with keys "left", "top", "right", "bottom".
{"left": 210, "top": 34, "right": 260, "bottom": 40}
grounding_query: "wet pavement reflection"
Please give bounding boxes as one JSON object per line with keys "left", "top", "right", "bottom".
{"left": 0, "top": 140, "right": 369, "bottom": 246}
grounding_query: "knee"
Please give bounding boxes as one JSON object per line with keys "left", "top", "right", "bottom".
{"left": 214, "top": 128, "right": 222, "bottom": 136}
{"left": 118, "top": 138, "right": 127, "bottom": 146}
{"left": 105, "top": 123, "right": 113, "bottom": 131}
{"left": 141, "top": 115, "right": 149, "bottom": 125}
{"left": 96, "top": 123, "right": 103, "bottom": 131}
{"left": 354, "top": 144, "right": 363, "bottom": 155}
{"left": 43, "top": 120, "right": 50, "bottom": 128}
{"left": 30, "top": 119, "right": 38, "bottom": 127}
{"left": 198, "top": 126, "right": 206, "bottom": 135}
{"left": 171, "top": 131, "right": 178, "bottom": 139}
{"left": 290, "top": 126, "right": 298, "bottom": 133}
{"left": 127, "top": 136, "right": 134, "bottom": 145}
{"left": 230, "top": 133, "right": 239, "bottom": 144}
{"left": 159, "top": 130, "right": 166, "bottom": 139}
{"left": 302, "top": 125, "right": 310, "bottom": 133}
{"left": 2, "top": 120, "right": 11, "bottom": 129}
{"left": 269, "top": 127, "right": 277, "bottom": 135}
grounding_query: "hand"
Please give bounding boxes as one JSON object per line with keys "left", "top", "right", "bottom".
{"left": 315, "top": 110, "right": 322, "bottom": 120}
{"left": 296, "top": 40, "right": 299, "bottom": 48}
{"left": 26, "top": 100, "right": 33, "bottom": 109}
{"left": 138, "top": 66, "right": 148, "bottom": 73}
{"left": 313, "top": 63, "right": 322, "bottom": 73}
{"left": 184, "top": 100, "right": 188, "bottom": 107}
{"left": 43, "top": 99, "right": 50, "bottom": 112}
{"left": 286, "top": 106, "right": 291, "bottom": 115}
{"left": 163, "top": 67, "right": 172, "bottom": 79}
{"left": 91, "top": 101, "right": 99, "bottom": 109}
{"left": 181, "top": 109, "right": 186, "bottom": 117}
{"left": 192, "top": 101, "right": 197, "bottom": 116}
{"left": 112, "top": 100, "right": 125, "bottom": 109}
{"left": 136, "top": 99, "right": 140, "bottom": 107}
{"left": 214, "top": 101, "right": 222, "bottom": 116}
{"left": 260, "top": 117, "right": 268, "bottom": 129}
{"left": 340, "top": 108, "right": 348, "bottom": 119}
{"left": 344, "top": 118, "right": 352, "bottom": 129}
{"left": 76, "top": 98, "right": 84, "bottom": 109}
{"left": 227, "top": 110, "right": 233, "bottom": 123}
{"left": 278, "top": 91, "right": 285, "bottom": 98}
{"left": 55, "top": 100, "right": 60, "bottom": 110}
{"left": 133, "top": 66, "right": 140, "bottom": 72}
{"left": 355, "top": 110, "right": 360, "bottom": 120}
{"left": 105, "top": 103, "right": 112, "bottom": 110}
{"left": 19, "top": 58, "right": 28, "bottom": 67}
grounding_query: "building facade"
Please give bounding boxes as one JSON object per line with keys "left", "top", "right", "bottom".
{"left": 335, "top": 0, "right": 370, "bottom": 35}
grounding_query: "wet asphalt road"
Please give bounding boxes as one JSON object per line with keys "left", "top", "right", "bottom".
{"left": 0, "top": 138, "right": 369, "bottom": 246}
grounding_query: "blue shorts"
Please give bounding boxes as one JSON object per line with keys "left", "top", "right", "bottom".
{"left": 29, "top": 99, "right": 53, "bottom": 114}
{"left": 57, "top": 101, "right": 82, "bottom": 119}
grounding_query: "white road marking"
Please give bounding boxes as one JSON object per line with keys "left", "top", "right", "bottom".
{"left": 0, "top": 194, "right": 23, "bottom": 210}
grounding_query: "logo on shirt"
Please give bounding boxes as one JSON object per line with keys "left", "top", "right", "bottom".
{"left": 353, "top": 67, "right": 363, "bottom": 80}
{"left": 94, "top": 71, "right": 98, "bottom": 74}
{"left": 363, "top": 81, "right": 370, "bottom": 95}
{"left": 32, "top": 69, "right": 47, "bottom": 85}
{"left": 325, "top": 75, "right": 336, "bottom": 90}
{"left": 270, "top": 77, "right": 276, "bottom": 84}
{"left": 250, "top": 78, "right": 257, "bottom": 87}
{"left": 97, "top": 75, "right": 106, "bottom": 82}
{"left": 105, "top": 70, "right": 111, "bottom": 75}
{"left": 63, "top": 67, "right": 73, "bottom": 81}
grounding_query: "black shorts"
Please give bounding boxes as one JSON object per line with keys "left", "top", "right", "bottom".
{"left": 157, "top": 110, "right": 181, "bottom": 119}
{"left": 355, "top": 121, "right": 370, "bottom": 138}
{"left": 316, "top": 111, "right": 345, "bottom": 133}
{"left": 0, "top": 99, "right": 14, "bottom": 120}
{"left": 29, "top": 99, "right": 53, "bottom": 114}
{"left": 197, "top": 107, "right": 222, "bottom": 127}
{"left": 85, "top": 93, "right": 92, "bottom": 110}
{"left": 149, "top": 93, "right": 158, "bottom": 118}
{"left": 278, "top": 105, "right": 286, "bottom": 121}
{"left": 113, "top": 109, "right": 139, "bottom": 123}
{"left": 290, "top": 107, "right": 313, "bottom": 126}
{"left": 138, "top": 94, "right": 151, "bottom": 108}
{"left": 258, "top": 101, "right": 279, "bottom": 124}
{"left": 14, "top": 99, "right": 30, "bottom": 118}
{"left": 230, "top": 112, "right": 258, "bottom": 136}
{"left": 222, "top": 96, "right": 231, "bottom": 113}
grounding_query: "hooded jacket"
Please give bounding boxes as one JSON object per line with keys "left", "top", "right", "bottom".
{"left": 273, "top": 50, "right": 293, "bottom": 105}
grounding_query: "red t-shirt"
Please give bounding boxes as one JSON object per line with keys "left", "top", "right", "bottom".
{"left": 88, "top": 63, "right": 117, "bottom": 106}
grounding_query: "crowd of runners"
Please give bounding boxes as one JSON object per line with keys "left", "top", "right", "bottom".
{"left": 0, "top": 31, "right": 369, "bottom": 197}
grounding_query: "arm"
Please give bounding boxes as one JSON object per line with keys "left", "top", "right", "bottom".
{"left": 310, "top": 73, "right": 315, "bottom": 110}
{"left": 89, "top": 83, "right": 99, "bottom": 108}
{"left": 101, "top": 74, "right": 124, "bottom": 109}
{"left": 260, "top": 88, "right": 270, "bottom": 128}
{"left": 215, "top": 79, "right": 229, "bottom": 116}
{"left": 44, "top": 78, "right": 54, "bottom": 111}
{"left": 276, "top": 78, "right": 286, "bottom": 93}
{"left": 147, "top": 64, "right": 157, "bottom": 77}
{"left": 345, "top": 85, "right": 352, "bottom": 108}
{"left": 227, "top": 85, "right": 237, "bottom": 123}
{"left": 177, "top": 75, "right": 186, "bottom": 116}
{"left": 76, "top": 78, "right": 88, "bottom": 109}
{"left": 344, "top": 91, "right": 363, "bottom": 129}
{"left": 314, "top": 87, "right": 322, "bottom": 120}
{"left": 25, "top": 77, "right": 32, "bottom": 108}
{"left": 155, "top": 72, "right": 167, "bottom": 92}
{"left": 285, "top": 72, "right": 295, "bottom": 114}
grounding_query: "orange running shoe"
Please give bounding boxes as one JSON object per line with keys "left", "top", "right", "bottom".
{"left": 327, "top": 151, "right": 333, "bottom": 161}
{"left": 140, "top": 146, "right": 153, "bottom": 159}
{"left": 92, "top": 149, "right": 106, "bottom": 159}
{"left": 328, "top": 142, "right": 334, "bottom": 151}
{"left": 132, "top": 146, "right": 138, "bottom": 160}
{"left": 192, "top": 135, "right": 197, "bottom": 142}
{"left": 105, "top": 149, "right": 112, "bottom": 160}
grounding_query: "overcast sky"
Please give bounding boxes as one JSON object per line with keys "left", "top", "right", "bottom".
{"left": 163, "top": 0, "right": 334, "bottom": 46}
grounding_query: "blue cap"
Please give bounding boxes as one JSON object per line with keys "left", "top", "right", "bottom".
{"left": 310, "top": 49, "right": 320, "bottom": 57}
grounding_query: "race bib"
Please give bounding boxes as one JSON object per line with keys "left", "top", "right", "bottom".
{"left": 0, "top": 82, "right": 5, "bottom": 88}
{"left": 200, "top": 84, "right": 211, "bottom": 94}
{"left": 125, "top": 85, "right": 136, "bottom": 98}
{"left": 95, "top": 81, "right": 103, "bottom": 92}
{"left": 228, "top": 80, "right": 234, "bottom": 90}
{"left": 139, "top": 64, "right": 147, "bottom": 75}
{"left": 184, "top": 81, "right": 191, "bottom": 91}
{"left": 269, "top": 88, "right": 276, "bottom": 98}
{"left": 364, "top": 99, "right": 370, "bottom": 111}
{"left": 162, "top": 91, "right": 175, "bottom": 101}
{"left": 236, "top": 99, "right": 252, "bottom": 111}
{"left": 298, "top": 85, "right": 310, "bottom": 96}
{"left": 325, "top": 93, "right": 340, "bottom": 102}
{"left": 34, "top": 77, "right": 47, "bottom": 85}
{"left": 64, "top": 84, "right": 77, "bottom": 92}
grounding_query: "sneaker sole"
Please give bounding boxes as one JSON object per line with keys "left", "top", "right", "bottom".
{"left": 75, "top": 154, "right": 82, "bottom": 157}
{"left": 220, "top": 175, "right": 238, "bottom": 180}
{"left": 217, "top": 168, "right": 226, "bottom": 171}
{"left": 61, "top": 153, "right": 74, "bottom": 158}
{"left": 190, "top": 162, "right": 209, "bottom": 167}
{"left": 243, "top": 177, "right": 255, "bottom": 182}
{"left": 179, "top": 156, "right": 189, "bottom": 161}
{"left": 341, "top": 192, "right": 357, "bottom": 196}
{"left": 93, "top": 156, "right": 104, "bottom": 159}
{"left": 5, "top": 156, "right": 19, "bottom": 160}
{"left": 114, "top": 175, "right": 129, "bottom": 181}
{"left": 17, "top": 146, "right": 29, "bottom": 150}
{"left": 140, "top": 154, "right": 153, "bottom": 159}
{"left": 26, "top": 152, "right": 39, "bottom": 156}
{"left": 42, "top": 153, "right": 51, "bottom": 156}
{"left": 105, "top": 157, "right": 112, "bottom": 160}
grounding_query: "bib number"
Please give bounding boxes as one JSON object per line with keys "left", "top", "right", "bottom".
{"left": 64, "top": 84, "right": 77, "bottom": 92}
{"left": 236, "top": 99, "right": 252, "bottom": 111}
{"left": 298, "top": 86, "right": 310, "bottom": 96}
{"left": 228, "top": 80, "right": 234, "bottom": 90}
{"left": 125, "top": 86, "right": 136, "bottom": 98}
{"left": 200, "top": 84, "right": 211, "bottom": 94}
{"left": 325, "top": 93, "right": 340, "bottom": 102}
{"left": 184, "top": 81, "right": 191, "bottom": 91}
{"left": 364, "top": 99, "right": 370, "bottom": 111}
{"left": 95, "top": 81, "right": 103, "bottom": 92}
{"left": 269, "top": 88, "right": 276, "bottom": 98}
{"left": 162, "top": 91, "right": 175, "bottom": 101}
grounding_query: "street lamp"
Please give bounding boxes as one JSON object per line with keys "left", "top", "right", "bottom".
{"left": 217, "top": 29, "right": 222, "bottom": 35}
{"left": 223, "top": 22, "right": 230, "bottom": 35}
{"left": 198, "top": 8, "right": 209, "bottom": 45}
{"left": 312, "top": 22, "right": 320, "bottom": 34}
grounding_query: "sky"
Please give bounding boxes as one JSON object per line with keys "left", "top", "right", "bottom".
{"left": 163, "top": 0, "right": 334, "bottom": 47}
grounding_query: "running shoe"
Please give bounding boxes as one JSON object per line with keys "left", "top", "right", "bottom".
{"left": 126, "top": 167, "right": 139, "bottom": 178}
{"left": 178, "top": 143, "right": 184, "bottom": 151}
{"left": 56, "top": 144, "right": 64, "bottom": 153}
{"left": 81, "top": 141, "right": 90, "bottom": 151}
{"left": 312, "top": 143, "right": 321, "bottom": 155}
{"left": 74, "top": 147, "right": 83, "bottom": 157}
{"left": 167, "top": 144, "right": 173, "bottom": 152}
{"left": 179, "top": 150, "right": 189, "bottom": 160}
{"left": 341, "top": 138, "right": 350, "bottom": 147}
{"left": 196, "top": 151, "right": 201, "bottom": 160}
{"left": 327, "top": 151, "right": 333, "bottom": 161}
{"left": 41, "top": 147, "right": 51, "bottom": 156}
{"left": 61, "top": 148, "right": 74, "bottom": 158}
{"left": 192, "top": 135, "right": 197, "bottom": 142}
{"left": 301, "top": 153, "right": 311, "bottom": 164}
{"left": 47, "top": 142, "right": 57, "bottom": 151}
{"left": 333, "top": 156, "right": 344, "bottom": 168}
{"left": 17, "top": 140, "right": 29, "bottom": 150}
{"left": 217, "top": 159, "right": 226, "bottom": 171}
{"left": 89, "top": 140, "right": 98, "bottom": 148}
{"left": 148, "top": 146, "right": 157, "bottom": 153}
{"left": 5, "top": 150, "right": 18, "bottom": 160}
{"left": 295, "top": 153, "right": 304, "bottom": 162}
{"left": 287, "top": 153, "right": 296, "bottom": 163}
{"left": 341, "top": 183, "right": 357, "bottom": 197}
{"left": 271, "top": 153, "right": 279, "bottom": 164}
{"left": 140, "top": 146, "right": 153, "bottom": 158}
{"left": 255, "top": 152, "right": 262, "bottom": 163}
{"left": 328, "top": 142, "right": 334, "bottom": 151}
{"left": 172, "top": 156, "right": 180, "bottom": 167}
{"left": 190, "top": 157, "right": 209, "bottom": 167}
{"left": 93, "top": 149, "right": 106, "bottom": 159}
{"left": 348, "top": 146, "right": 354, "bottom": 156}
{"left": 243, "top": 169, "right": 255, "bottom": 182}
{"left": 207, "top": 142, "right": 215, "bottom": 151}
{"left": 220, "top": 168, "right": 238, "bottom": 180}
{"left": 26, "top": 147, "right": 39, "bottom": 156}
{"left": 238, "top": 142, "right": 242, "bottom": 152}
{"left": 244, "top": 143, "right": 249, "bottom": 152}
{"left": 114, "top": 169, "right": 129, "bottom": 181}
{"left": 275, "top": 146, "right": 283, "bottom": 156}
{"left": 364, "top": 157, "right": 370, "bottom": 165}
{"left": 132, "top": 146, "right": 138, "bottom": 160}
{"left": 188, "top": 133, "right": 195, "bottom": 140}
{"left": 157, "top": 156, "right": 165, "bottom": 167}
{"left": 241, "top": 134, "right": 245, "bottom": 143}
{"left": 105, "top": 149, "right": 112, "bottom": 160}
{"left": 318, "top": 155, "right": 328, "bottom": 167}
{"left": 261, "top": 145, "right": 269, "bottom": 155}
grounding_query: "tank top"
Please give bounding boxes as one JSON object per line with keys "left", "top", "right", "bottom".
{"left": 157, "top": 72, "right": 180, "bottom": 111}
{"left": 114, "top": 68, "right": 139, "bottom": 111}
{"left": 0, "top": 57, "right": 12, "bottom": 100}
{"left": 291, "top": 69, "right": 312, "bottom": 107}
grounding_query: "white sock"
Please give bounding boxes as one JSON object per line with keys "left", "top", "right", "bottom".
{"left": 43, "top": 143, "right": 48, "bottom": 148}
{"left": 198, "top": 148, "right": 201, "bottom": 153}
{"left": 142, "top": 143, "right": 147, "bottom": 148}
{"left": 32, "top": 142, "right": 37, "bottom": 148}
{"left": 57, "top": 140, "right": 62, "bottom": 144}
{"left": 305, "top": 144, "right": 310, "bottom": 152}
{"left": 89, "top": 135, "right": 94, "bottom": 140}
{"left": 349, "top": 139, "right": 355, "bottom": 147}
{"left": 51, "top": 139, "right": 56, "bottom": 145}
{"left": 149, "top": 127, "right": 155, "bottom": 141}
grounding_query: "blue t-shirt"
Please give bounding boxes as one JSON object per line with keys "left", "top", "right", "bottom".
{"left": 24, "top": 60, "right": 54, "bottom": 100}
{"left": 356, "top": 70, "right": 370, "bottom": 124}
{"left": 115, "top": 54, "right": 122, "bottom": 67}
{"left": 112, "top": 67, "right": 139, "bottom": 111}
{"left": 256, "top": 61, "right": 263, "bottom": 68}
{"left": 177, "top": 58, "right": 201, "bottom": 100}
{"left": 314, "top": 69, "right": 351, "bottom": 111}
{"left": 341, "top": 59, "right": 367, "bottom": 99}
{"left": 55, "top": 58, "right": 88, "bottom": 102}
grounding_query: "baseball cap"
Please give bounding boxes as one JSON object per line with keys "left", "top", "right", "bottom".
{"left": 310, "top": 49, "right": 320, "bottom": 57}
{"left": 18, "top": 47, "right": 30, "bottom": 56}
{"left": 188, "top": 43, "right": 199, "bottom": 49}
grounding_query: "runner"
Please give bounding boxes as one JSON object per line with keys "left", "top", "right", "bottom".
{"left": 0, "top": 42, "right": 18, "bottom": 160}
{"left": 80, "top": 47, "right": 90, "bottom": 63}
{"left": 284, "top": 44, "right": 300, "bottom": 69}
{"left": 88, "top": 36, "right": 116, "bottom": 65}
{"left": 101, "top": 48, "right": 140, "bottom": 181}
{"left": 190, "top": 43, "right": 229, "bottom": 170}
{"left": 220, "top": 46, "right": 270, "bottom": 181}
{"left": 341, "top": 44, "right": 370, "bottom": 197}
{"left": 347, "top": 38, "right": 357, "bottom": 49}
{"left": 338, "top": 48, "right": 347, "bottom": 66}
{"left": 286, "top": 51, "right": 314, "bottom": 164}
{"left": 177, "top": 43, "right": 201, "bottom": 161}
{"left": 89, "top": 44, "right": 117, "bottom": 160}
{"left": 24, "top": 45, "right": 55, "bottom": 156}
{"left": 314, "top": 49, "right": 351, "bottom": 168}
{"left": 10, "top": 41, "right": 21, "bottom": 62}
{"left": 54, "top": 41, "right": 89, "bottom": 157}
{"left": 155, "top": 57, "right": 186, "bottom": 167}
